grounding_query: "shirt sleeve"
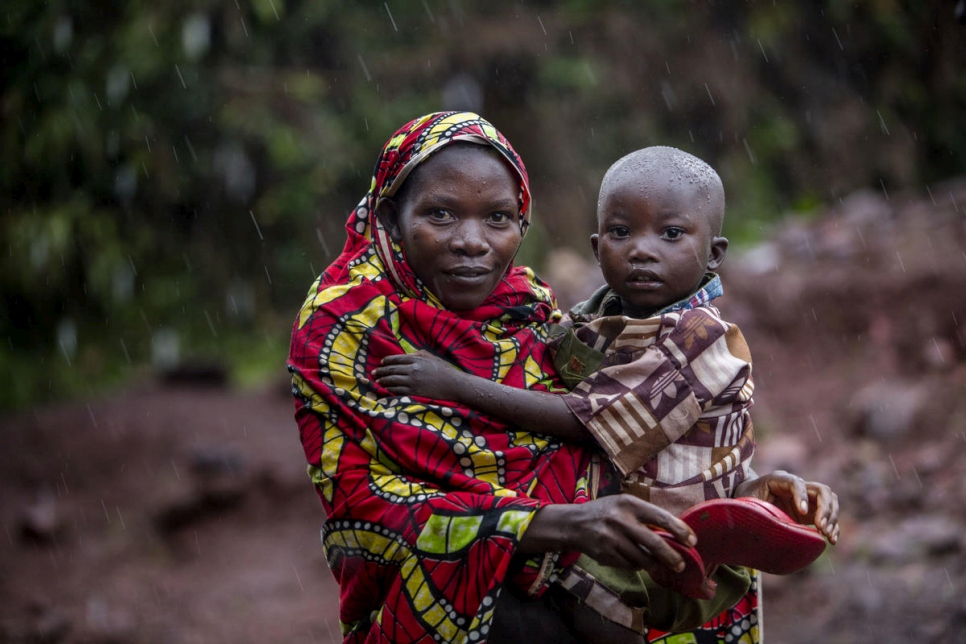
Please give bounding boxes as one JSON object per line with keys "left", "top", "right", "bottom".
{"left": 562, "top": 308, "right": 753, "bottom": 476}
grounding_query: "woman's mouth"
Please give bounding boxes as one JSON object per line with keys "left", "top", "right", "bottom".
{"left": 446, "top": 266, "right": 491, "bottom": 284}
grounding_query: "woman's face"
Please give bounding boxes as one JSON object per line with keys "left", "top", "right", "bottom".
{"left": 380, "top": 144, "right": 524, "bottom": 311}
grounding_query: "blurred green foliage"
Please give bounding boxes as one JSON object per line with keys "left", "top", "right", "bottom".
{"left": 1, "top": 0, "right": 963, "bottom": 409}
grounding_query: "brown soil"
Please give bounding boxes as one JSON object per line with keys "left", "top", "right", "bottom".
{"left": 3, "top": 181, "right": 966, "bottom": 643}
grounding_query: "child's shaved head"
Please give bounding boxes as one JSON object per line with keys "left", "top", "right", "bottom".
{"left": 598, "top": 146, "right": 725, "bottom": 236}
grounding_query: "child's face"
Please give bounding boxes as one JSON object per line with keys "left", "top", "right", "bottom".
{"left": 592, "top": 171, "right": 727, "bottom": 318}
{"left": 377, "top": 144, "right": 523, "bottom": 311}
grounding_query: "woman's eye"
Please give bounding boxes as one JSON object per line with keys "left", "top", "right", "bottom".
{"left": 428, "top": 209, "right": 453, "bottom": 221}
{"left": 489, "top": 212, "right": 514, "bottom": 224}
{"left": 663, "top": 227, "right": 685, "bottom": 240}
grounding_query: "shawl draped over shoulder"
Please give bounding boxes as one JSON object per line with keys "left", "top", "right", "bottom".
{"left": 288, "top": 112, "right": 596, "bottom": 643}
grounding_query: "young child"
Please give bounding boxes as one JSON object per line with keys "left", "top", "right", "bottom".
{"left": 373, "top": 146, "right": 839, "bottom": 636}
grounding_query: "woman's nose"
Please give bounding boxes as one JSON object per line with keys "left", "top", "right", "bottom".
{"left": 450, "top": 219, "right": 489, "bottom": 256}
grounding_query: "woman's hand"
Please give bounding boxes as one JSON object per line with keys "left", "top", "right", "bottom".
{"left": 373, "top": 351, "right": 465, "bottom": 401}
{"left": 520, "top": 495, "right": 697, "bottom": 575}
{"left": 733, "top": 470, "right": 840, "bottom": 544}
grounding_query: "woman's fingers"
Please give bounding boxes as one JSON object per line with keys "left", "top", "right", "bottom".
{"left": 572, "top": 495, "right": 693, "bottom": 572}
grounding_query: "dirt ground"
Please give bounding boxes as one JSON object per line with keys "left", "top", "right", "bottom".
{"left": 3, "top": 180, "right": 966, "bottom": 643}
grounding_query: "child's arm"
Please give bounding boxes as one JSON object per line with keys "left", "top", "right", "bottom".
{"left": 734, "top": 470, "right": 840, "bottom": 544}
{"left": 372, "top": 351, "right": 588, "bottom": 442}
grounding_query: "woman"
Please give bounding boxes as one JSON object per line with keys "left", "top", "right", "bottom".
{"left": 288, "top": 112, "right": 706, "bottom": 643}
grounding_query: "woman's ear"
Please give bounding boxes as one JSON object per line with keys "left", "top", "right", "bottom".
{"left": 707, "top": 236, "right": 729, "bottom": 271}
{"left": 374, "top": 197, "right": 402, "bottom": 242}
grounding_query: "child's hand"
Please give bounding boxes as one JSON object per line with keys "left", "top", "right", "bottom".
{"left": 372, "top": 350, "right": 463, "bottom": 401}
{"left": 733, "top": 470, "right": 840, "bottom": 544}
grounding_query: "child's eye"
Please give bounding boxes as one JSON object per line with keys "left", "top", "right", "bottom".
{"left": 609, "top": 226, "right": 630, "bottom": 238}
{"left": 662, "top": 227, "right": 685, "bottom": 240}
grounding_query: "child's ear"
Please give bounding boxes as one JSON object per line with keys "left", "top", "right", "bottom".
{"left": 374, "top": 197, "right": 402, "bottom": 242}
{"left": 707, "top": 236, "right": 729, "bottom": 271}
{"left": 591, "top": 234, "right": 601, "bottom": 264}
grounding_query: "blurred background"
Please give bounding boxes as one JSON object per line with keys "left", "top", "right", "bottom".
{"left": 2, "top": 1, "right": 965, "bottom": 643}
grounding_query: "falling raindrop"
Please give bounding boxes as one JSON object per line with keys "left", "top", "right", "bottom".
{"left": 876, "top": 110, "right": 890, "bottom": 135}
{"left": 757, "top": 39, "right": 769, "bottom": 63}
{"left": 422, "top": 0, "right": 435, "bottom": 23}
{"left": 384, "top": 3, "right": 398, "bottom": 32}
{"left": 358, "top": 54, "right": 372, "bottom": 82}
{"left": 742, "top": 138, "right": 757, "bottom": 164}
{"left": 250, "top": 210, "right": 264, "bottom": 240}
{"left": 203, "top": 310, "right": 218, "bottom": 337}
{"left": 809, "top": 415, "right": 822, "bottom": 442}
{"left": 661, "top": 81, "right": 676, "bottom": 111}
{"left": 184, "top": 135, "right": 198, "bottom": 162}
{"left": 887, "top": 454, "right": 900, "bottom": 479}
{"left": 832, "top": 27, "right": 843, "bottom": 50}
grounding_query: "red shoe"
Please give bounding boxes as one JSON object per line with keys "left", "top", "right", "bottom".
{"left": 647, "top": 531, "right": 717, "bottom": 600}
{"left": 650, "top": 497, "right": 827, "bottom": 599}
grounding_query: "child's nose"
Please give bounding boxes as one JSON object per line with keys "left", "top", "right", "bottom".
{"left": 628, "top": 236, "right": 659, "bottom": 262}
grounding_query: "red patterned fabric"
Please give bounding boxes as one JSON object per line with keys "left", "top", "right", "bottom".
{"left": 288, "top": 112, "right": 595, "bottom": 643}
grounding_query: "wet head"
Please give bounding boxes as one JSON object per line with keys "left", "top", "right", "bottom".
{"left": 376, "top": 143, "right": 524, "bottom": 311}
{"left": 592, "top": 146, "right": 729, "bottom": 318}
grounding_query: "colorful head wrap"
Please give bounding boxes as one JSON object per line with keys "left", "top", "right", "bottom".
{"left": 288, "top": 112, "right": 595, "bottom": 643}
{"left": 330, "top": 111, "right": 532, "bottom": 308}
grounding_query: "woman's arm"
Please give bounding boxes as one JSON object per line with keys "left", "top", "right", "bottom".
{"left": 373, "top": 351, "right": 588, "bottom": 442}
